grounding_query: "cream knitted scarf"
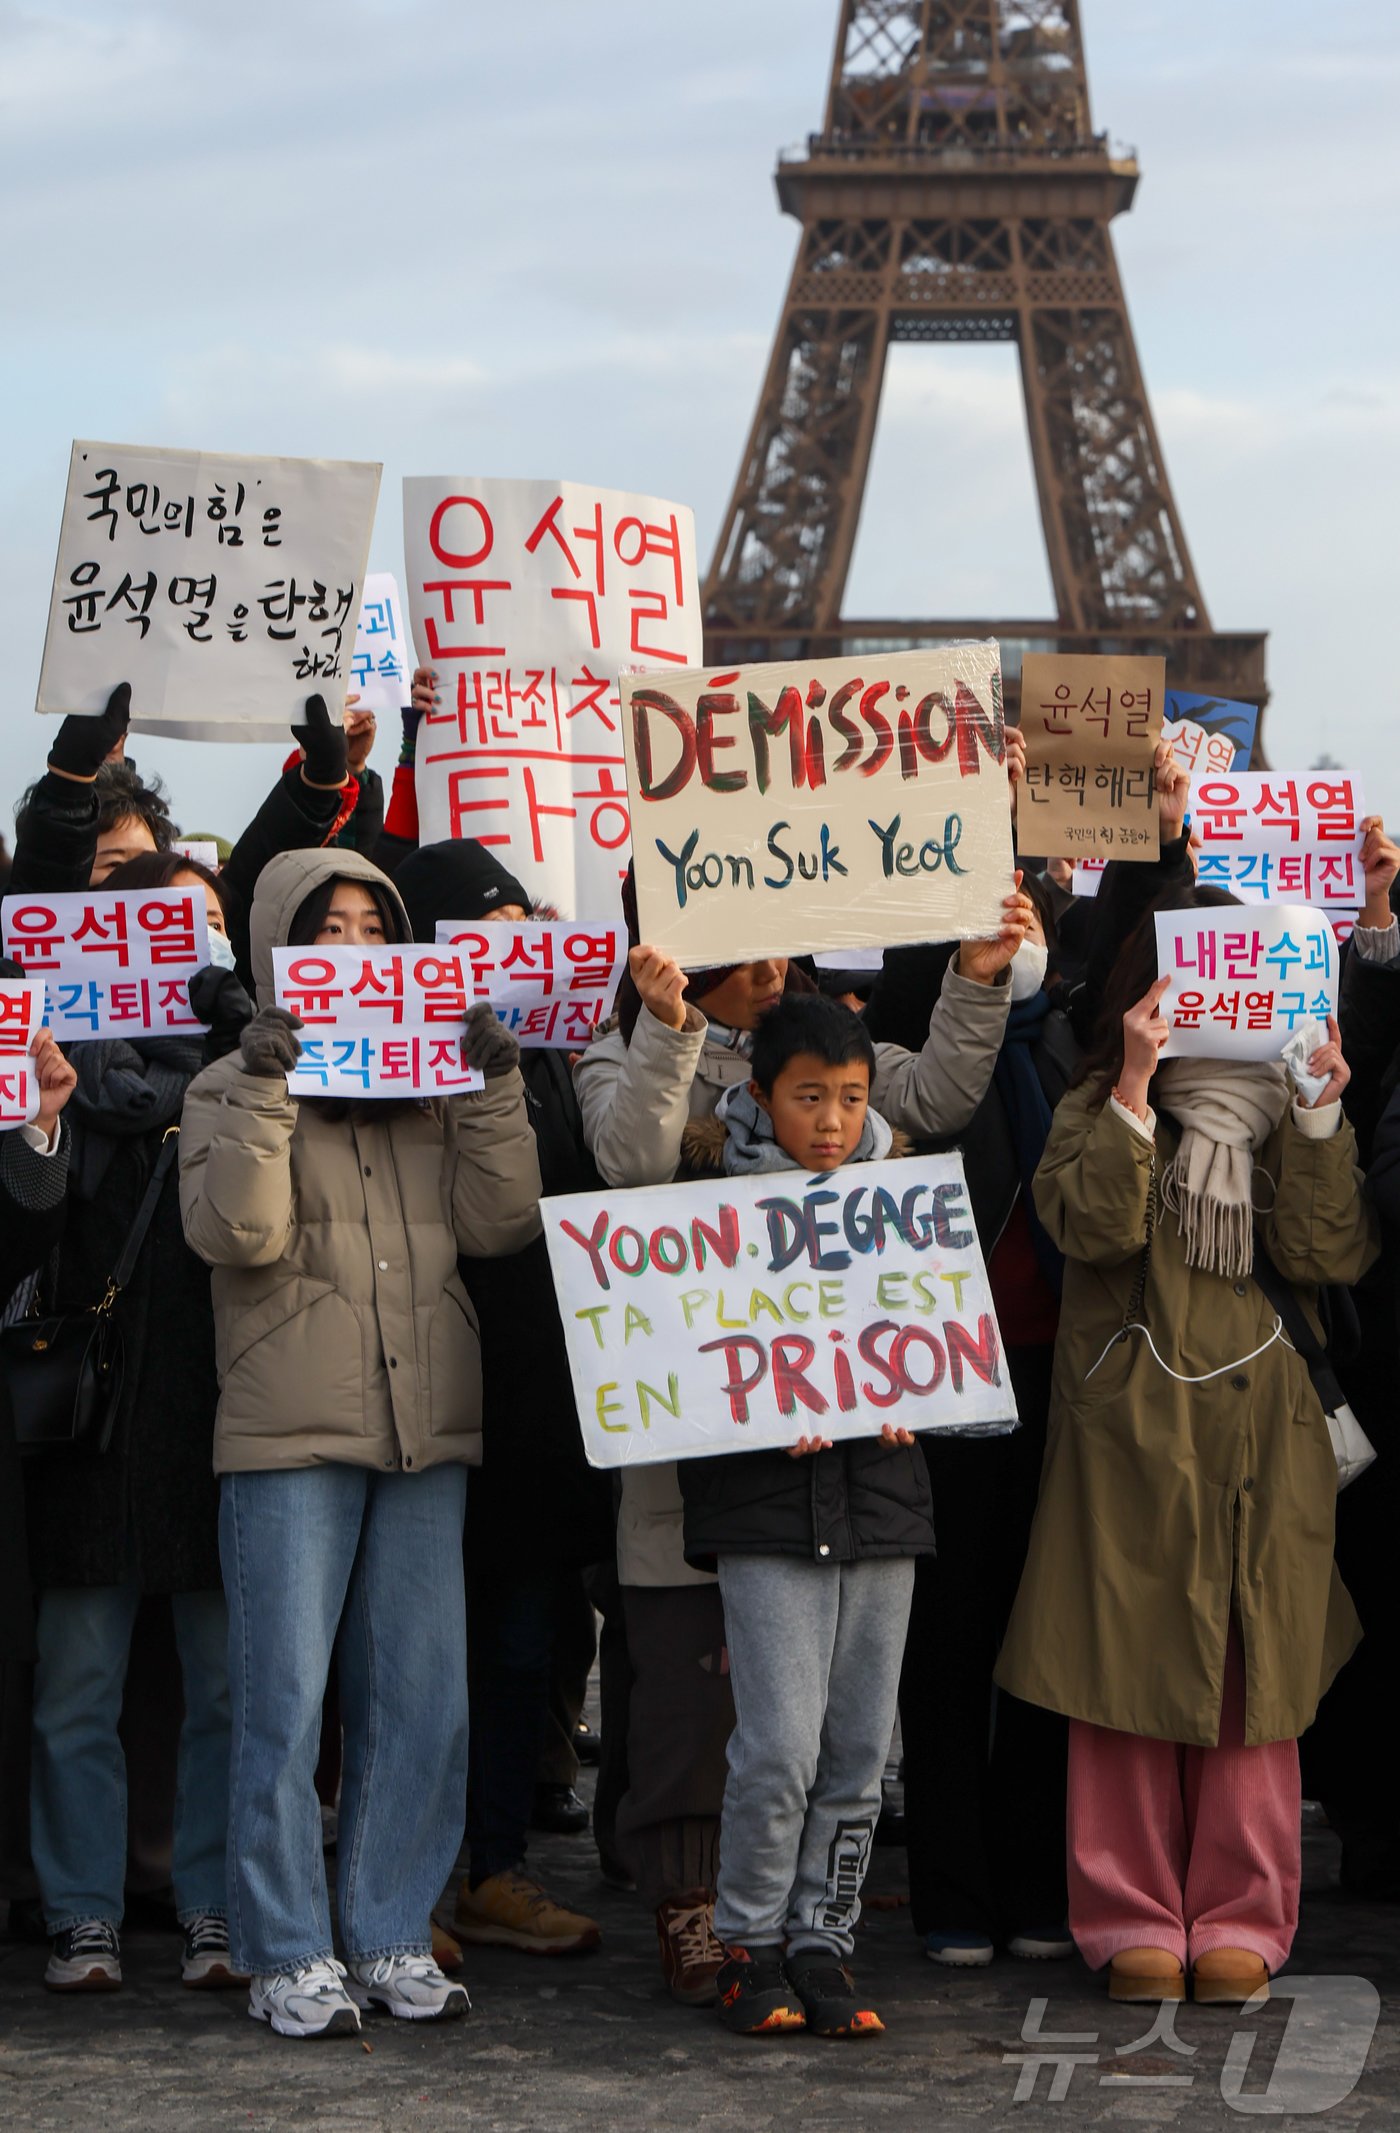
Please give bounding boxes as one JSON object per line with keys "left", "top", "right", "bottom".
{"left": 1154, "top": 1057, "right": 1290, "bottom": 1279}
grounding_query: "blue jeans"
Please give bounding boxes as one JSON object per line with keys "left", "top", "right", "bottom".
{"left": 220, "top": 1463, "right": 469, "bottom": 1976}
{"left": 31, "top": 1584, "right": 230, "bottom": 1931}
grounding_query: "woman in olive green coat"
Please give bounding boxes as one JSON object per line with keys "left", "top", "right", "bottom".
{"left": 997, "top": 892, "right": 1378, "bottom": 2009}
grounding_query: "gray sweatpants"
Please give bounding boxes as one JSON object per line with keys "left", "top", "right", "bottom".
{"left": 713, "top": 1553, "right": 915, "bottom": 1960}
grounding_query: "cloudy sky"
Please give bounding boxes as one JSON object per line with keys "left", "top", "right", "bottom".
{"left": 3, "top": 0, "right": 1397, "bottom": 837}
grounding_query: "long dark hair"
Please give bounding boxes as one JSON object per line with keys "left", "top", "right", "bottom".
{"left": 104, "top": 847, "right": 234, "bottom": 928}
{"left": 287, "top": 873, "right": 421, "bottom": 1125}
{"left": 1074, "top": 883, "right": 1240, "bottom": 1103}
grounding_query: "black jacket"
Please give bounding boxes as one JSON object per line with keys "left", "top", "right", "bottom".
{"left": 864, "top": 944, "right": 1079, "bottom": 1267}
{"left": 676, "top": 1115, "right": 935, "bottom": 1570}
{"left": 460, "top": 1049, "right": 615, "bottom": 1572}
{"left": 0, "top": 1124, "right": 70, "bottom": 1660}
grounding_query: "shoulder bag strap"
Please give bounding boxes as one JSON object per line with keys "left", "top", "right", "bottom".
{"left": 98, "top": 1124, "right": 180, "bottom": 1314}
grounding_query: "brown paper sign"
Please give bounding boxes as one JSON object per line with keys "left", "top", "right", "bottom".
{"left": 1019, "top": 654, "right": 1165, "bottom": 861}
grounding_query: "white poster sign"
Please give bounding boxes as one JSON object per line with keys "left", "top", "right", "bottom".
{"left": 404, "top": 476, "right": 702, "bottom": 919}
{"left": 351, "top": 571, "right": 415, "bottom": 716}
{"left": 1155, "top": 904, "right": 1339, "bottom": 1061}
{"left": 36, "top": 441, "right": 381, "bottom": 740}
{"left": 542, "top": 1154, "right": 1018, "bottom": 1470}
{"left": 2, "top": 889, "right": 211, "bottom": 1041}
{"left": 0, "top": 980, "right": 46, "bottom": 1129}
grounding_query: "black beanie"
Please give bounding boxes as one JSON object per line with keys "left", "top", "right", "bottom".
{"left": 393, "top": 841, "right": 532, "bottom": 944}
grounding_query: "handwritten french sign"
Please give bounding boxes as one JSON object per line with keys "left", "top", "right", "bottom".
{"left": 1020, "top": 653, "right": 1164, "bottom": 861}
{"left": 404, "top": 477, "right": 703, "bottom": 919}
{"left": 36, "top": 441, "right": 381, "bottom": 738}
{"left": 351, "top": 571, "right": 415, "bottom": 716}
{"left": 618, "top": 643, "right": 1014, "bottom": 966}
{"left": 0, "top": 980, "right": 45, "bottom": 1129}
{"left": 542, "top": 1154, "right": 1018, "bottom": 1469}
{"left": 1155, "top": 904, "right": 1338, "bottom": 1061}
{"left": 1, "top": 889, "right": 210, "bottom": 1042}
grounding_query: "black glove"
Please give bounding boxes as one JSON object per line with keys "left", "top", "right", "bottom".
{"left": 189, "top": 965, "right": 256, "bottom": 1065}
{"left": 291, "top": 694, "right": 348, "bottom": 788}
{"left": 462, "top": 1002, "right": 520, "bottom": 1080}
{"left": 47, "top": 683, "right": 131, "bottom": 779}
{"left": 239, "top": 1005, "right": 303, "bottom": 1079}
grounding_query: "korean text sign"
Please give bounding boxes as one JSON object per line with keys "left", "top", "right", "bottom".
{"left": 0, "top": 980, "right": 45, "bottom": 1130}
{"left": 1, "top": 891, "right": 210, "bottom": 1042}
{"left": 272, "top": 945, "right": 483, "bottom": 1099}
{"left": 1020, "top": 653, "right": 1164, "bottom": 861}
{"left": 1154, "top": 905, "right": 1338, "bottom": 1061}
{"left": 1162, "top": 690, "right": 1258, "bottom": 777}
{"left": 1191, "top": 772, "right": 1366, "bottom": 908}
{"left": 431, "top": 922, "right": 625, "bottom": 1046}
{"left": 542, "top": 1155, "right": 1019, "bottom": 1470}
{"left": 352, "top": 572, "right": 415, "bottom": 716}
{"left": 619, "top": 643, "right": 1014, "bottom": 966}
{"left": 37, "top": 441, "right": 381, "bottom": 737}
{"left": 404, "top": 477, "right": 702, "bottom": 919}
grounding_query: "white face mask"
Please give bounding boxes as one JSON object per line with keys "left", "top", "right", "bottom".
{"left": 205, "top": 930, "right": 237, "bottom": 972}
{"left": 1009, "top": 938, "right": 1049, "bottom": 1002}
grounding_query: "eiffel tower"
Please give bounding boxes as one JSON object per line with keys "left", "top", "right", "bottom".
{"left": 702, "top": 1, "right": 1266, "bottom": 728}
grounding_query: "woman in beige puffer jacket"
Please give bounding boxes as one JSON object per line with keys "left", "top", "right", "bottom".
{"left": 179, "top": 847, "right": 541, "bottom": 2036}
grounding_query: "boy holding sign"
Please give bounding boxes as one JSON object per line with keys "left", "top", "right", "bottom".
{"left": 676, "top": 995, "right": 939, "bottom": 2040}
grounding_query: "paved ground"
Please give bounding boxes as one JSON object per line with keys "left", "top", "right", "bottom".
{"left": 2, "top": 1796, "right": 1397, "bottom": 2131}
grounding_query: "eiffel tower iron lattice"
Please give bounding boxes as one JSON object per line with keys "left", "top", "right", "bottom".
{"left": 702, "top": 0, "right": 1266, "bottom": 728}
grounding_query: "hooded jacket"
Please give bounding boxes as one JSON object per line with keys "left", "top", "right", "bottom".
{"left": 178, "top": 847, "right": 543, "bottom": 1476}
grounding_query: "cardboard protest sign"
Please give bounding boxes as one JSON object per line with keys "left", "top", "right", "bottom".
{"left": 0, "top": 979, "right": 46, "bottom": 1130}
{"left": 37, "top": 441, "right": 381, "bottom": 740}
{"left": 1020, "top": 653, "right": 1164, "bottom": 861}
{"left": 1191, "top": 772, "right": 1366, "bottom": 908}
{"left": 272, "top": 945, "right": 483, "bottom": 1099}
{"left": 542, "top": 1154, "right": 1018, "bottom": 1470}
{"left": 405, "top": 477, "right": 703, "bottom": 920}
{"left": 619, "top": 643, "right": 1014, "bottom": 966}
{"left": 1155, "top": 904, "right": 1338, "bottom": 1061}
{"left": 1163, "top": 690, "right": 1259, "bottom": 777}
{"left": 351, "top": 572, "right": 415, "bottom": 716}
{"left": 432, "top": 922, "right": 625, "bottom": 1045}
{"left": 2, "top": 890, "right": 210, "bottom": 1042}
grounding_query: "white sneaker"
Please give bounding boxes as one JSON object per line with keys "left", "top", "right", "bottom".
{"left": 346, "top": 1952, "right": 471, "bottom": 2022}
{"left": 248, "top": 1958, "right": 362, "bottom": 2039}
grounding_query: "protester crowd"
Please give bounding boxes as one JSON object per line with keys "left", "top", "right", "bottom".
{"left": 2, "top": 671, "right": 1398, "bottom": 2044}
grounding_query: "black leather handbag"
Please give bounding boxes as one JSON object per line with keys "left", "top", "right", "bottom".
{"left": 3, "top": 1126, "right": 179, "bottom": 1459}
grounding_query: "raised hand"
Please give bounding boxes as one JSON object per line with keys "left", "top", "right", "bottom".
{"left": 462, "top": 1002, "right": 520, "bottom": 1079}
{"left": 956, "top": 872, "right": 1035, "bottom": 985}
{"left": 343, "top": 697, "right": 377, "bottom": 775}
{"left": 410, "top": 666, "right": 439, "bottom": 716}
{"left": 1303, "top": 1014, "right": 1350, "bottom": 1109}
{"left": 47, "top": 683, "right": 132, "bottom": 782}
{"left": 880, "top": 1423, "right": 916, "bottom": 1449}
{"left": 629, "top": 945, "right": 689, "bottom": 1031}
{"left": 239, "top": 1006, "right": 303, "bottom": 1080}
{"left": 1359, "top": 816, "right": 1399, "bottom": 928}
{"left": 1116, "top": 973, "right": 1171, "bottom": 1116}
{"left": 1153, "top": 738, "right": 1190, "bottom": 843}
{"left": 290, "top": 695, "right": 349, "bottom": 790}
{"left": 30, "top": 1029, "right": 77, "bottom": 1141}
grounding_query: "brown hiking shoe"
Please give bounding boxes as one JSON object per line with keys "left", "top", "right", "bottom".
{"left": 453, "top": 1870, "right": 600, "bottom": 1955}
{"left": 656, "top": 1889, "right": 726, "bottom": 2006}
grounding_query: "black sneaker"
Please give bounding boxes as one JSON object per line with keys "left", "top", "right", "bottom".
{"left": 715, "top": 1947, "right": 805, "bottom": 2035}
{"left": 530, "top": 1783, "right": 590, "bottom": 1834}
{"left": 785, "top": 1956, "right": 885, "bottom": 2039}
{"left": 45, "top": 1920, "right": 122, "bottom": 1993}
{"left": 181, "top": 1911, "right": 248, "bottom": 1989}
